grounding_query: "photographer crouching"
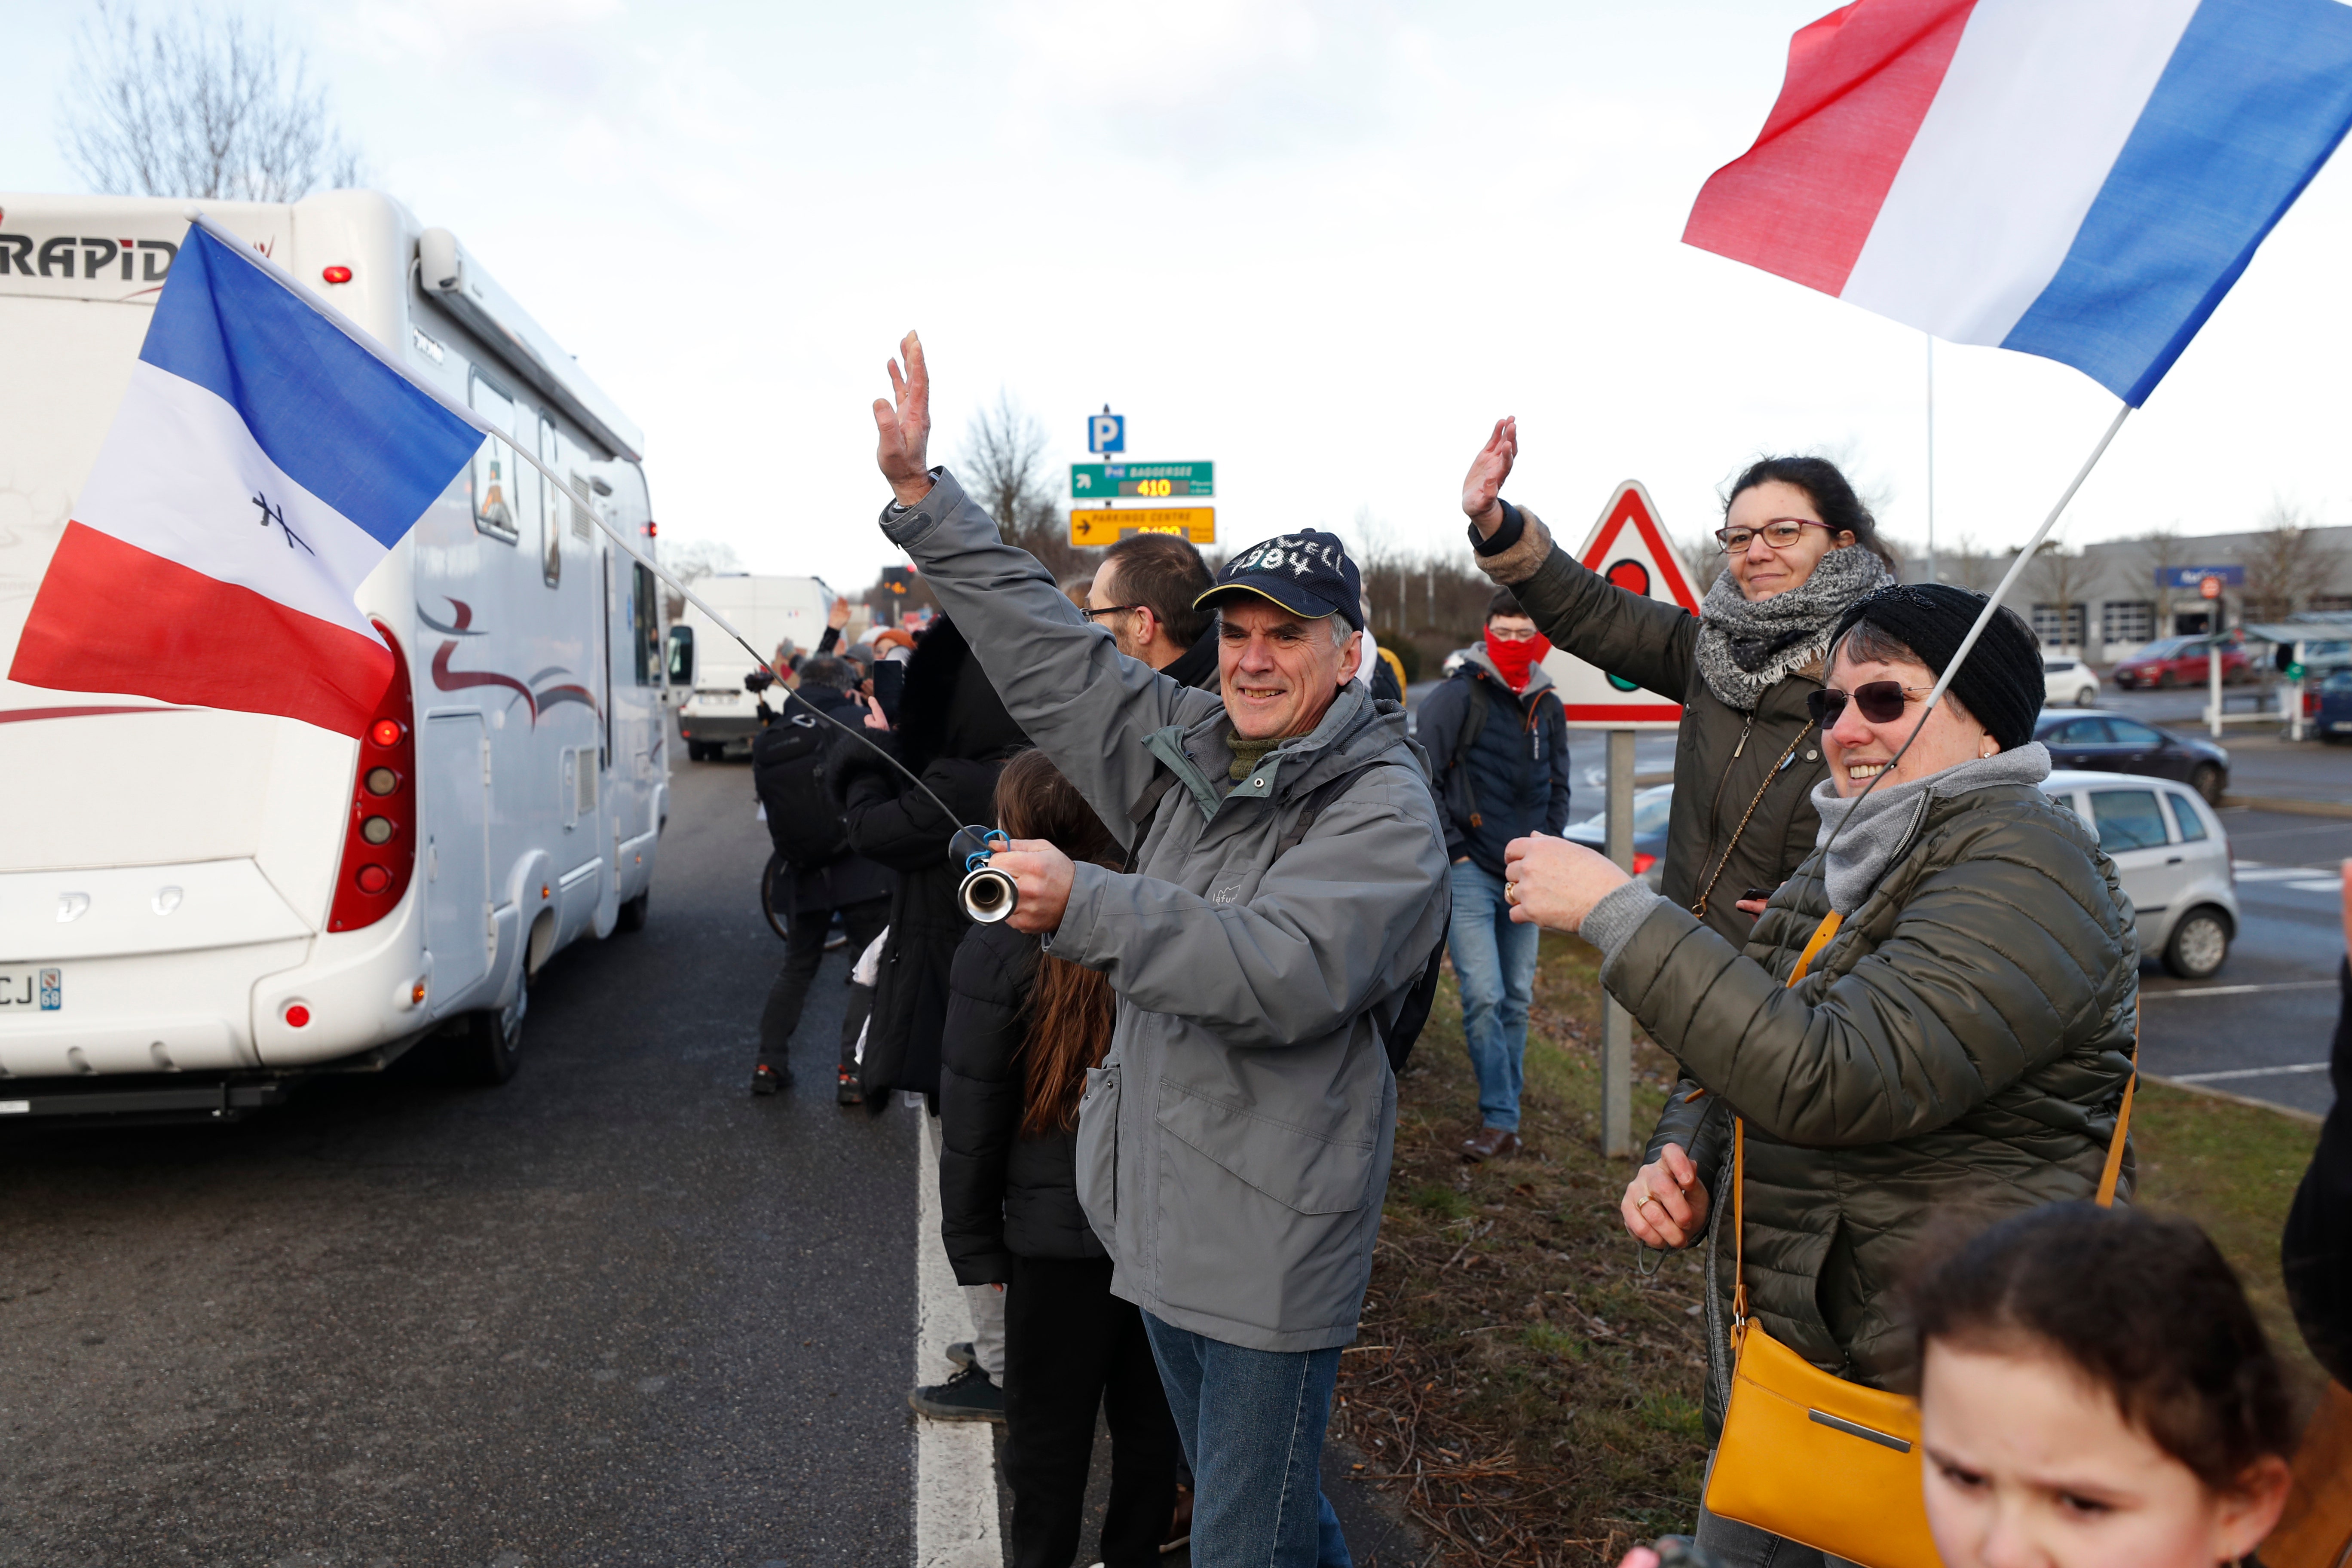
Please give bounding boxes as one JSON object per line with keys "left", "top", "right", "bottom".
{"left": 869, "top": 333, "right": 1449, "bottom": 1568}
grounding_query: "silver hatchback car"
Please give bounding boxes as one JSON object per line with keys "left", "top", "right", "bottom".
{"left": 2040, "top": 768, "right": 2239, "bottom": 979}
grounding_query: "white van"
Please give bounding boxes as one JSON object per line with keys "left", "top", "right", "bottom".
{"left": 669, "top": 573, "right": 834, "bottom": 760}
{"left": 0, "top": 190, "right": 669, "bottom": 1116}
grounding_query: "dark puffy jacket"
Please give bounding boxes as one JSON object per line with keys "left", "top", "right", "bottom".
{"left": 2284, "top": 956, "right": 2352, "bottom": 1384}
{"left": 1415, "top": 647, "right": 1570, "bottom": 876}
{"left": 832, "top": 619, "right": 1026, "bottom": 1107}
{"left": 755, "top": 682, "right": 890, "bottom": 914}
{"left": 1472, "top": 505, "right": 1835, "bottom": 942}
{"left": 1612, "top": 779, "right": 2138, "bottom": 1435}
{"left": 937, "top": 921, "right": 1106, "bottom": 1285}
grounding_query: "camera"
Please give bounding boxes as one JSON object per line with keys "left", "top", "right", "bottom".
{"left": 952, "top": 825, "right": 1017, "bottom": 923}
{"left": 744, "top": 668, "right": 776, "bottom": 693}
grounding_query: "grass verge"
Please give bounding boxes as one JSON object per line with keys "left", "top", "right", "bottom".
{"left": 1336, "top": 934, "right": 2327, "bottom": 1566}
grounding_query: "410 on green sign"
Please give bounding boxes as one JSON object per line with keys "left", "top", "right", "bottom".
{"left": 1071, "top": 461, "right": 1214, "bottom": 499}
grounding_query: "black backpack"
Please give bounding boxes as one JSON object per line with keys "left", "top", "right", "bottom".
{"left": 1125, "top": 756, "right": 1450, "bottom": 1074}
{"left": 752, "top": 710, "right": 850, "bottom": 868}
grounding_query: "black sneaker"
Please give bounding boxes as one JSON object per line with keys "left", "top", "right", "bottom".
{"left": 836, "top": 1067, "right": 863, "bottom": 1106}
{"left": 908, "top": 1366, "right": 1004, "bottom": 1423}
{"left": 944, "top": 1340, "right": 976, "bottom": 1372}
{"left": 751, "top": 1061, "right": 789, "bottom": 1096}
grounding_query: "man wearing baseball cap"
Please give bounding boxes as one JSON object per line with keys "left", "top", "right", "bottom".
{"left": 870, "top": 333, "right": 1449, "bottom": 1567}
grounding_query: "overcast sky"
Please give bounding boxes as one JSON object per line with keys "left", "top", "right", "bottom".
{"left": 12, "top": 0, "right": 2352, "bottom": 596}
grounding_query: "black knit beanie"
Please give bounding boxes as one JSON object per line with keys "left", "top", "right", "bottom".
{"left": 1828, "top": 583, "right": 2044, "bottom": 751}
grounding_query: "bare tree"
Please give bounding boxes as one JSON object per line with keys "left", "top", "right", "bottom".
{"left": 60, "top": 3, "right": 363, "bottom": 203}
{"left": 2025, "top": 540, "right": 2107, "bottom": 656}
{"left": 1943, "top": 534, "right": 1998, "bottom": 594}
{"left": 962, "top": 390, "right": 1091, "bottom": 580}
{"left": 2243, "top": 499, "right": 2331, "bottom": 622}
{"left": 2127, "top": 525, "right": 2187, "bottom": 643}
{"left": 659, "top": 539, "right": 742, "bottom": 619}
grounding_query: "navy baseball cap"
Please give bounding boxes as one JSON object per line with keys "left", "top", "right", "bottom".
{"left": 1194, "top": 530, "right": 1364, "bottom": 631}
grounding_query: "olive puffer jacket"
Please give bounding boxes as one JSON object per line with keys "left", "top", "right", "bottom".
{"left": 1615, "top": 780, "right": 2139, "bottom": 1433}
{"left": 937, "top": 920, "right": 1107, "bottom": 1285}
{"left": 1470, "top": 506, "right": 1834, "bottom": 946}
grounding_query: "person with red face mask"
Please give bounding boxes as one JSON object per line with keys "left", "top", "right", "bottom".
{"left": 1414, "top": 588, "right": 1571, "bottom": 1160}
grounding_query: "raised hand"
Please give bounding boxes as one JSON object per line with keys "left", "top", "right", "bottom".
{"left": 1462, "top": 416, "right": 1519, "bottom": 536}
{"left": 873, "top": 330, "right": 935, "bottom": 507}
{"left": 829, "top": 594, "right": 851, "bottom": 631}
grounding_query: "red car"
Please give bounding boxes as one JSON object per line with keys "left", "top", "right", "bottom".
{"left": 2110, "top": 634, "right": 2254, "bottom": 689}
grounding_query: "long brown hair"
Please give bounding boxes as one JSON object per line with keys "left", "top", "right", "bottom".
{"left": 995, "top": 749, "right": 1122, "bottom": 1139}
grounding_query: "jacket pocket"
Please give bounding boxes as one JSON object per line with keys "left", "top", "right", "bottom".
{"left": 1075, "top": 1064, "right": 1121, "bottom": 1247}
{"left": 1155, "top": 1080, "right": 1375, "bottom": 1216}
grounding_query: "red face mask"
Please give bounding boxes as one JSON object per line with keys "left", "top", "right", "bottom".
{"left": 1484, "top": 627, "right": 1551, "bottom": 691}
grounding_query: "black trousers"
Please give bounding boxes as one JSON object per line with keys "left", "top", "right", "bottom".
{"left": 1003, "top": 1254, "right": 1181, "bottom": 1568}
{"left": 756, "top": 896, "right": 888, "bottom": 1065}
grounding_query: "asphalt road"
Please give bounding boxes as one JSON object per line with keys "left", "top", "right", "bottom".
{"left": 0, "top": 756, "right": 918, "bottom": 1566}
{"left": 2142, "top": 805, "right": 2350, "bottom": 1118}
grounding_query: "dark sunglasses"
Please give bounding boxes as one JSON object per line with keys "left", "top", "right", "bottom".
{"left": 1807, "top": 680, "right": 1935, "bottom": 726}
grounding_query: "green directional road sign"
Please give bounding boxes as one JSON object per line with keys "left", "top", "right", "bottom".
{"left": 1071, "top": 461, "right": 1214, "bottom": 499}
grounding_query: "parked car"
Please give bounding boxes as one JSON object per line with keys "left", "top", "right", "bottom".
{"left": 2110, "top": 634, "right": 2254, "bottom": 689}
{"left": 2042, "top": 656, "right": 2101, "bottom": 708}
{"left": 1562, "top": 784, "right": 1672, "bottom": 888}
{"left": 2315, "top": 665, "right": 2352, "bottom": 744}
{"left": 2041, "top": 770, "right": 2237, "bottom": 979}
{"left": 2034, "top": 710, "right": 2230, "bottom": 805}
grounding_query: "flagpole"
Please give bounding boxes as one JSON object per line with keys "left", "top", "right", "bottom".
{"left": 181, "top": 211, "right": 963, "bottom": 824}
{"left": 1815, "top": 399, "right": 2131, "bottom": 863}
{"left": 1923, "top": 333, "right": 1937, "bottom": 584}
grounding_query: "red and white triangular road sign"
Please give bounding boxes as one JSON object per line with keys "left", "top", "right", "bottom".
{"left": 1541, "top": 480, "right": 1706, "bottom": 730}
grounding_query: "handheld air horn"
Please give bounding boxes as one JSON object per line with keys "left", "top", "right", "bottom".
{"left": 952, "top": 825, "right": 1017, "bottom": 924}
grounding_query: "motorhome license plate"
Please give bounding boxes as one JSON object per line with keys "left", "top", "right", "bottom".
{"left": 0, "top": 967, "right": 62, "bottom": 1011}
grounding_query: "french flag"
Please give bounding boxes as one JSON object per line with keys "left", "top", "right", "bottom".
{"left": 9, "top": 220, "right": 484, "bottom": 736}
{"left": 1685, "top": 0, "right": 2352, "bottom": 405}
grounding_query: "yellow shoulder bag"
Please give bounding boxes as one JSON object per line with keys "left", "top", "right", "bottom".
{"left": 1700, "top": 911, "right": 2137, "bottom": 1568}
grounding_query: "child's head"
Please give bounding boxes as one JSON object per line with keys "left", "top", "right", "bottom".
{"left": 1905, "top": 1203, "right": 2296, "bottom": 1568}
{"left": 995, "top": 749, "right": 1118, "bottom": 867}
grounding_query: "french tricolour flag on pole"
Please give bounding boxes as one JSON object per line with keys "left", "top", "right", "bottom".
{"left": 8, "top": 220, "right": 484, "bottom": 736}
{"left": 1685, "top": 0, "right": 2352, "bottom": 405}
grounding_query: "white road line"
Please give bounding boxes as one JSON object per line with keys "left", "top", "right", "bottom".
{"left": 2285, "top": 879, "right": 2345, "bottom": 895}
{"left": 916, "top": 1115, "right": 1002, "bottom": 1568}
{"left": 2142, "top": 981, "right": 2339, "bottom": 998}
{"left": 2168, "top": 1062, "right": 2331, "bottom": 1084}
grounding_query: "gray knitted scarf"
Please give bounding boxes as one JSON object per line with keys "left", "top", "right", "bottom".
{"left": 1808, "top": 743, "right": 2053, "bottom": 913}
{"left": 1691, "top": 545, "right": 1895, "bottom": 712}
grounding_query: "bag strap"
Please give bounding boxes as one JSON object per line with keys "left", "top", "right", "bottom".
{"left": 1690, "top": 720, "right": 1815, "bottom": 920}
{"left": 2097, "top": 1018, "right": 2140, "bottom": 1208}
{"left": 1449, "top": 680, "right": 1489, "bottom": 829}
{"left": 1121, "top": 770, "right": 1183, "bottom": 875}
{"left": 1733, "top": 909, "right": 1843, "bottom": 1333}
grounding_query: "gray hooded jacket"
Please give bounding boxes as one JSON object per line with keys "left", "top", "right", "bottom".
{"left": 880, "top": 470, "right": 1452, "bottom": 1351}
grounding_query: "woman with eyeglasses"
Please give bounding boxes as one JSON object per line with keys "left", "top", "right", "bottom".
{"left": 1497, "top": 582, "right": 2138, "bottom": 1566}
{"left": 1461, "top": 428, "right": 1899, "bottom": 941}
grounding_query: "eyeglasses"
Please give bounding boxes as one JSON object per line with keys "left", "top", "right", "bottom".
{"left": 1715, "top": 518, "right": 1831, "bottom": 553}
{"left": 1807, "top": 680, "right": 1936, "bottom": 726}
{"left": 1079, "top": 604, "right": 1143, "bottom": 622}
{"left": 1486, "top": 625, "right": 1542, "bottom": 642}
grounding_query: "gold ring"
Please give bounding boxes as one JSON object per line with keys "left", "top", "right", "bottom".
{"left": 1638, "top": 1193, "right": 1660, "bottom": 1211}
{"left": 1504, "top": 880, "right": 1520, "bottom": 904}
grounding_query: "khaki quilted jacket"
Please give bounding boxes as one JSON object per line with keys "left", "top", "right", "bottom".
{"left": 1620, "top": 780, "right": 2139, "bottom": 1432}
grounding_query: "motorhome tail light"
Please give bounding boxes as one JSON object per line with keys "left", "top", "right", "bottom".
{"left": 1632, "top": 852, "right": 1658, "bottom": 877}
{"left": 322, "top": 265, "right": 352, "bottom": 284}
{"left": 284, "top": 1004, "right": 312, "bottom": 1028}
{"left": 330, "top": 623, "right": 417, "bottom": 932}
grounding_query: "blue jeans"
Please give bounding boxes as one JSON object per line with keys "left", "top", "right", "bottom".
{"left": 1448, "top": 860, "right": 1540, "bottom": 1132}
{"left": 1140, "top": 1313, "right": 1351, "bottom": 1568}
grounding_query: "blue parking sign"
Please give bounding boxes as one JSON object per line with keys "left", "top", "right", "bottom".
{"left": 1089, "top": 413, "right": 1125, "bottom": 454}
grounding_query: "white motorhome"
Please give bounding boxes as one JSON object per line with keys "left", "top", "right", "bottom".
{"left": 0, "top": 190, "right": 669, "bottom": 1116}
{"left": 670, "top": 573, "right": 834, "bottom": 760}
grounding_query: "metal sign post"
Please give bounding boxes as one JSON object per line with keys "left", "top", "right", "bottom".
{"left": 2204, "top": 574, "right": 2226, "bottom": 739}
{"left": 1602, "top": 730, "right": 1636, "bottom": 1158}
{"left": 1543, "top": 481, "right": 1704, "bottom": 1161}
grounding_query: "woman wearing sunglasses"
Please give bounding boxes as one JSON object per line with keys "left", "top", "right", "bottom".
{"left": 1499, "top": 582, "right": 2138, "bottom": 1565}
